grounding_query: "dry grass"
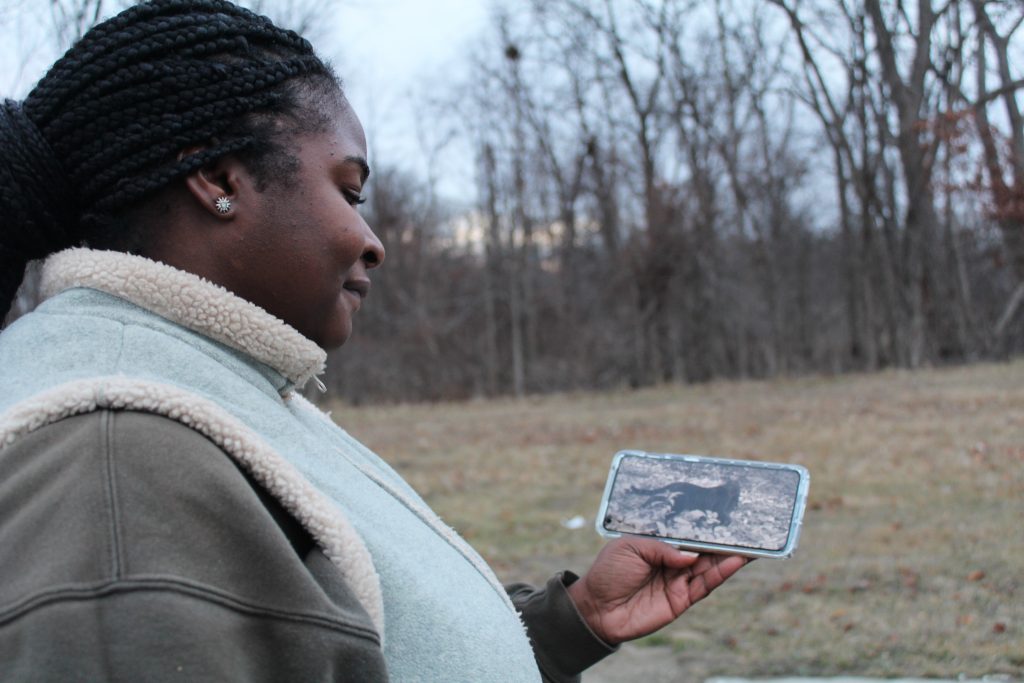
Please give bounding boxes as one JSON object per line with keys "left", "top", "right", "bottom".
{"left": 329, "top": 361, "right": 1024, "bottom": 679}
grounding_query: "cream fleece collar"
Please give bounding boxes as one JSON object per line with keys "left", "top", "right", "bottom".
{"left": 40, "top": 248, "right": 327, "bottom": 388}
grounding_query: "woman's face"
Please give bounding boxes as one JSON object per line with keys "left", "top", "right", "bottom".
{"left": 228, "top": 99, "right": 384, "bottom": 349}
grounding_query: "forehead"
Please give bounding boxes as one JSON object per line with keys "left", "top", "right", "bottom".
{"left": 297, "top": 98, "right": 368, "bottom": 175}
{"left": 331, "top": 98, "right": 367, "bottom": 153}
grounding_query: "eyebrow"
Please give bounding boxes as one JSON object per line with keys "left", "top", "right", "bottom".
{"left": 346, "top": 155, "right": 370, "bottom": 183}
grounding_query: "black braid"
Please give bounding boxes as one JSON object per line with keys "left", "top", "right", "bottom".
{"left": 0, "top": 0, "right": 342, "bottom": 319}
{"left": 0, "top": 100, "right": 76, "bottom": 313}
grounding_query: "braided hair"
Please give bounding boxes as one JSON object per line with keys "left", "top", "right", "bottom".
{"left": 0, "top": 0, "right": 342, "bottom": 318}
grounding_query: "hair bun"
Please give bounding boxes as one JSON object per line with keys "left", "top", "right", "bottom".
{"left": 0, "top": 99, "right": 77, "bottom": 317}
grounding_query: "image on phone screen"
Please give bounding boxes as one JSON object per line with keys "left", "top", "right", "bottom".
{"left": 601, "top": 453, "right": 805, "bottom": 555}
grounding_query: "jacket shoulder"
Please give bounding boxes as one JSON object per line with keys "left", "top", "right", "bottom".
{"left": 0, "top": 410, "right": 379, "bottom": 640}
{"left": 0, "top": 410, "right": 388, "bottom": 681}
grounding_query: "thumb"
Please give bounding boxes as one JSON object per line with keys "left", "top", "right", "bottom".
{"left": 628, "top": 538, "right": 701, "bottom": 569}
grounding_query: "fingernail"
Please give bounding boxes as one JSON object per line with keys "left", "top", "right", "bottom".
{"left": 678, "top": 550, "right": 699, "bottom": 558}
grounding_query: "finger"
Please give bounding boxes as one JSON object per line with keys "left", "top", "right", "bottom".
{"left": 686, "top": 555, "right": 749, "bottom": 603}
{"left": 688, "top": 551, "right": 747, "bottom": 577}
{"left": 630, "top": 538, "right": 702, "bottom": 570}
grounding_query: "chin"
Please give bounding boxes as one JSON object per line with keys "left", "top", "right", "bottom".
{"left": 318, "top": 324, "right": 353, "bottom": 350}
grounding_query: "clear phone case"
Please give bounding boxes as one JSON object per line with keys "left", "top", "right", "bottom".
{"left": 596, "top": 450, "right": 810, "bottom": 559}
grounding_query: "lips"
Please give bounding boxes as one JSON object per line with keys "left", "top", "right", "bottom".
{"left": 343, "top": 279, "right": 370, "bottom": 300}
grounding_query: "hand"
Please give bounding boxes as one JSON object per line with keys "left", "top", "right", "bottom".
{"left": 566, "top": 537, "right": 748, "bottom": 645}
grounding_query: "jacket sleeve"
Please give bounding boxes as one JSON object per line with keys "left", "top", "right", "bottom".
{"left": 507, "top": 572, "right": 618, "bottom": 683}
{"left": 0, "top": 410, "right": 388, "bottom": 683}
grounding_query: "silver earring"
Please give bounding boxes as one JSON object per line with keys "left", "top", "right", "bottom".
{"left": 215, "top": 196, "right": 232, "bottom": 214}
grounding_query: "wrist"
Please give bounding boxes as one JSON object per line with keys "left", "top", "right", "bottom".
{"left": 566, "top": 575, "right": 610, "bottom": 644}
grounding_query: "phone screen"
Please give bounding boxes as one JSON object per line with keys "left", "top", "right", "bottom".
{"left": 600, "top": 452, "right": 807, "bottom": 557}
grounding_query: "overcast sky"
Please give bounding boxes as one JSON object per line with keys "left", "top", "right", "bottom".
{"left": 325, "top": 0, "right": 490, "bottom": 188}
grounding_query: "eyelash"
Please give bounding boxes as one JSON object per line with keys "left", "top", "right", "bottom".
{"left": 343, "top": 189, "right": 366, "bottom": 206}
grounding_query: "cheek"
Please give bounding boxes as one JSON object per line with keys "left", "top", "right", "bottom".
{"left": 275, "top": 201, "right": 330, "bottom": 262}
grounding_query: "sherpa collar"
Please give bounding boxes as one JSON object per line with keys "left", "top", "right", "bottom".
{"left": 40, "top": 248, "right": 327, "bottom": 388}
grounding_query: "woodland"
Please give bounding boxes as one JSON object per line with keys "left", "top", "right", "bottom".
{"left": 335, "top": 0, "right": 1024, "bottom": 402}
{"left": 6, "top": 0, "right": 1024, "bottom": 403}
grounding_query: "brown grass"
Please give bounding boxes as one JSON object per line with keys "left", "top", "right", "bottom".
{"left": 329, "top": 361, "right": 1024, "bottom": 679}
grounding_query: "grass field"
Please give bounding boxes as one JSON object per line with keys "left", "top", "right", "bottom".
{"left": 330, "top": 361, "right": 1024, "bottom": 680}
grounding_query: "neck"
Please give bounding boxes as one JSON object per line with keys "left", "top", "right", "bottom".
{"left": 40, "top": 248, "right": 327, "bottom": 388}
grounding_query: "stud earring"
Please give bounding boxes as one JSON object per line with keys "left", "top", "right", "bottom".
{"left": 215, "top": 196, "right": 232, "bottom": 214}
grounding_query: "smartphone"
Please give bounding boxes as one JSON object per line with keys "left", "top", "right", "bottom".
{"left": 596, "top": 450, "right": 810, "bottom": 559}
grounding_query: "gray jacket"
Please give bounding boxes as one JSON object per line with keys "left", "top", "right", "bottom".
{"left": 0, "top": 410, "right": 614, "bottom": 682}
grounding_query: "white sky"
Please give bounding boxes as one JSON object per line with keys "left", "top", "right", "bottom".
{"left": 323, "top": 0, "right": 490, "bottom": 189}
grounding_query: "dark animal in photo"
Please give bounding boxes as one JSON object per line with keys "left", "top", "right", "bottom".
{"left": 630, "top": 480, "right": 742, "bottom": 528}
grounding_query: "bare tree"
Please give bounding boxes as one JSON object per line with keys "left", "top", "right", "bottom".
{"left": 968, "top": 0, "right": 1024, "bottom": 346}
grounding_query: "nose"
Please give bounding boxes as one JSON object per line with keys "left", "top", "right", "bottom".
{"left": 361, "top": 222, "right": 385, "bottom": 269}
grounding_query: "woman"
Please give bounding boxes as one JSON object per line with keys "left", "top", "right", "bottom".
{"left": 0, "top": 1, "right": 746, "bottom": 681}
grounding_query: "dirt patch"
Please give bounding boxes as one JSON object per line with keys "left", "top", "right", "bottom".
{"left": 584, "top": 643, "right": 681, "bottom": 683}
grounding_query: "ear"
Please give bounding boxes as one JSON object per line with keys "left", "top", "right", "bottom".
{"left": 182, "top": 150, "right": 249, "bottom": 220}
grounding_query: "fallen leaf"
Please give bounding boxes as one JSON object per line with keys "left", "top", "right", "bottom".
{"left": 897, "top": 566, "right": 920, "bottom": 590}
